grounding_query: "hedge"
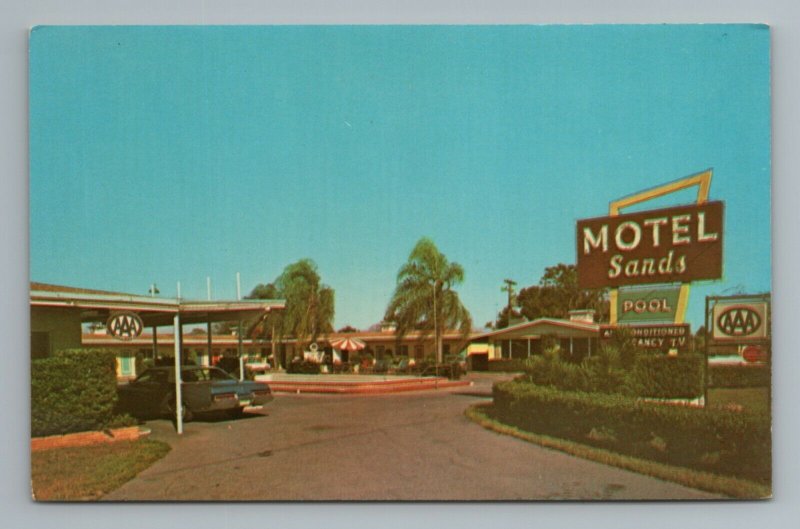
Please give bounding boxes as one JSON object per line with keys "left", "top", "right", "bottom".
{"left": 286, "top": 359, "right": 321, "bottom": 374}
{"left": 628, "top": 354, "right": 705, "bottom": 399}
{"left": 491, "top": 380, "right": 771, "bottom": 484}
{"left": 487, "top": 359, "right": 528, "bottom": 372}
{"left": 709, "top": 365, "right": 771, "bottom": 388}
{"left": 521, "top": 353, "right": 705, "bottom": 399}
{"left": 31, "top": 349, "right": 120, "bottom": 437}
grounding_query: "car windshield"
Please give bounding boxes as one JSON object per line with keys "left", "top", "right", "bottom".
{"left": 135, "top": 370, "right": 169, "bottom": 384}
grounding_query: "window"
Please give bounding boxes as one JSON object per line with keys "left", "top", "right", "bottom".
{"left": 136, "top": 370, "right": 169, "bottom": 385}
{"left": 181, "top": 369, "right": 199, "bottom": 382}
{"left": 400, "top": 345, "right": 409, "bottom": 356}
{"left": 31, "top": 332, "right": 50, "bottom": 359}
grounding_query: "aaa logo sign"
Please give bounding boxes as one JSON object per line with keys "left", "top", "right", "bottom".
{"left": 711, "top": 302, "right": 768, "bottom": 341}
{"left": 107, "top": 312, "right": 144, "bottom": 341}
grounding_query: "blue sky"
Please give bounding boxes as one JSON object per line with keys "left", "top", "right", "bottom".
{"left": 29, "top": 25, "right": 771, "bottom": 330}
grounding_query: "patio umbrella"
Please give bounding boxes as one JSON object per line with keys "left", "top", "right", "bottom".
{"left": 329, "top": 337, "right": 366, "bottom": 351}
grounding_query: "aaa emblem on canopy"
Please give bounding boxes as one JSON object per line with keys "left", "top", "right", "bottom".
{"left": 106, "top": 311, "right": 144, "bottom": 341}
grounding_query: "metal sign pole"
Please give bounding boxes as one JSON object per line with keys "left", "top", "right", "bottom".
{"left": 704, "top": 296, "right": 710, "bottom": 408}
{"left": 173, "top": 312, "right": 183, "bottom": 435}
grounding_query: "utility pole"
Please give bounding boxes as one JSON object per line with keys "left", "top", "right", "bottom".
{"left": 501, "top": 278, "right": 517, "bottom": 327}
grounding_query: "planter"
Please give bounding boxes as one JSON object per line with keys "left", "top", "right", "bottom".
{"left": 31, "top": 426, "right": 150, "bottom": 452}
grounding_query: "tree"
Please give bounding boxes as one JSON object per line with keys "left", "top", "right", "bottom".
{"left": 495, "top": 305, "right": 523, "bottom": 329}
{"left": 246, "top": 282, "right": 284, "bottom": 366}
{"left": 247, "top": 260, "right": 335, "bottom": 366}
{"left": 384, "top": 237, "right": 472, "bottom": 363}
{"left": 506, "top": 264, "right": 608, "bottom": 323}
{"left": 337, "top": 325, "right": 359, "bottom": 333}
{"left": 212, "top": 321, "right": 236, "bottom": 335}
{"left": 693, "top": 325, "right": 707, "bottom": 354}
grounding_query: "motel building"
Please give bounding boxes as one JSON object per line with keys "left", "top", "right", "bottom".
{"left": 30, "top": 282, "right": 285, "bottom": 380}
{"left": 31, "top": 282, "right": 482, "bottom": 380}
{"left": 31, "top": 282, "right": 605, "bottom": 381}
{"left": 466, "top": 310, "right": 601, "bottom": 369}
{"left": 80, "top": 324, "right": 483, "bottom": 380}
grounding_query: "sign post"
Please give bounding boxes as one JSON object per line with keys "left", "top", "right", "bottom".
{"left": 576, "top": 169, "right": 725, "bottom": 404}
{"left": 705, "top": 293, "right": 772, "bottom": 408}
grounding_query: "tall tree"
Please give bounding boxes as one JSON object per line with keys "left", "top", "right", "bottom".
{"left": 384, "top": 237, "right": 472, "bottom": 363}
{"left": 246, "top": 282, "right": 284, "bottom": 366}
{"left": 247, "top": 260, "right": 335, "bottom": 366}
{"left": 506, "top": 264, "right": 608, "bottom": 323}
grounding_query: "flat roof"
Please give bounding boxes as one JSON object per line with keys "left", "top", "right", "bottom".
{"left": 31, "top": 282, "right": 285, "bottom": 326}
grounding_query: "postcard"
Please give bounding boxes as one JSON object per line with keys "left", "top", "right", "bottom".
{"left": 29, "top": 25, "right": 771, "bottom": 501}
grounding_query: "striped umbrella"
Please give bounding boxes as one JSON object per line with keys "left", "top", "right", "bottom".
{"left": 329, "top": 337, "right": 367, "bottom": 351}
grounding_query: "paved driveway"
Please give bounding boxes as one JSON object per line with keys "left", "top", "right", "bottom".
{"left": 104, "top": 374, "right": 720, "bottom": 501}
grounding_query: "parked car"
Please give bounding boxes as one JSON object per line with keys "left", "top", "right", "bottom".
{"left": 117, "top": 365, "right": 273, "bottom": 421}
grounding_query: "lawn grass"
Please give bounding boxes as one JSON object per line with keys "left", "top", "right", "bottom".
{"left": 466, "top": 403, "right": 771, "bottom": 500}
{"left": 708, "top": 387, "right": 770, "bottom": 416}
{"left": 31, "top": 438, "right": 170, "bottom": 501}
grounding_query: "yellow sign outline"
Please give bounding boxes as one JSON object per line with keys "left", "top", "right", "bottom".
{"left": 607, "top": 168, "right": 713, "bottom": 326}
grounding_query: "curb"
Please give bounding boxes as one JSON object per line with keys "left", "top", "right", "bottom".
{"left": 265, "top": 378, "right": 471, "bottom": 394}
{"left": 31, "top": 426, "right": 151, "bottom": 452}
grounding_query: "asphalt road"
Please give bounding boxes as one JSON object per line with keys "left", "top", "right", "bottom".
{"left": 104, "top": 374, "right": 720, "bottom": 501}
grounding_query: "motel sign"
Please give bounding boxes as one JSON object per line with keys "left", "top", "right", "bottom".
{"left": 576, "top": 201, "right": 724, "bottom": 289}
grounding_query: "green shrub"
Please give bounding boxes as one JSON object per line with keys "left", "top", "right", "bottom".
{"left": 491, "top": 380, "right": 771, "bottom": 484}
{"left": 709, "top": 365, "right": 771, "bottom": 388}
{"left": 522, "top": 349, "right": 705, "bottom": 399}
{"left": 286, "top": 359, "right": 321, "bottom": 374}
{"left": 629, "top": 354, "right": 705, "bottom": 399}
{"left": 105, "top": 413, "right": 139, "bottom": 429}
{"left": 524, "top": 355, "right": 593, "bottom": 392}
{"left": 31, "top": 349, "right": 120, "bottom": 437}
{"left": 522, "top": 350, "right": 630, "bottom": 395}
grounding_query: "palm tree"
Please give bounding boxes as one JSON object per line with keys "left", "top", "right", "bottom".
{"left": 247, "top": 259, "right": 335, "bottom": 366}
{"left": 385, "top": 237, "right": 472, "bottom": 363}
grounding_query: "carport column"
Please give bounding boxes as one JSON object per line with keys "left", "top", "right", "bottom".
{"left": 207, "top": 321, "right": 213, "bottom": 366}
{"left": 527, "top": 339, "right": 531, "bottom": 359}
{"left": 207, "top": 277, "right": 213, "bottom": 367}
{"left": 237, "top": 272, "right": 244, "bottom": 381}
{"left": 173, "top": 313, "right": 183, "bottom": 435}
{"left": 152, "top": 326, "right": 158, "bottom": 359}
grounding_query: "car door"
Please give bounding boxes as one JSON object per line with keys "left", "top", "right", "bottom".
{"left": 180, "top": 368, "right": 215, "bottom": 413}
{"left": 121, "top": 369, "right": 170, "bottom": 416}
